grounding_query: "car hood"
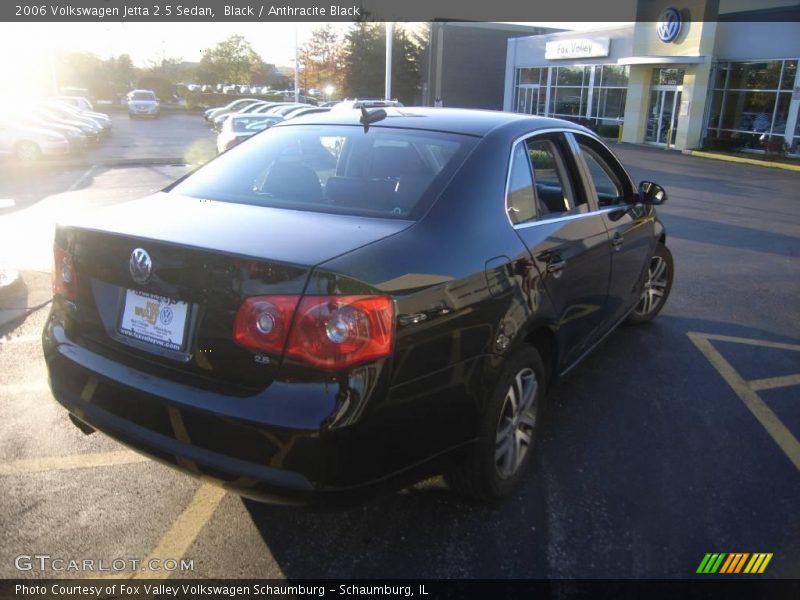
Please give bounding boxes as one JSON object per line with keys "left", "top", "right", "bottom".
{"left": 63, "top": 192, "right": 413, "bottom": 266}
{"left": 129, "top": 101, "right": 158, "bottom": 108}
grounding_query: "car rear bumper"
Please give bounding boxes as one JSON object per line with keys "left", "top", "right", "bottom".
{"left": 43, "top": 312, "right": 474, "bottom": 505}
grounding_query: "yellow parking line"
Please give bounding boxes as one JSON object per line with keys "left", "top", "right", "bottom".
{"left": 688, "top": 332, "right": 800, "bottom": 472}
{"left": 132, "top": 481, "right": 226, "bottom": 580}
{"left": 698, "top": 333, "right": 800, "bottom": 352}
{"left": 0, "top": 450, "right": 149, "bottom": 475}
{"left": 748, "top": 374, "right": 800, "bottom": 392}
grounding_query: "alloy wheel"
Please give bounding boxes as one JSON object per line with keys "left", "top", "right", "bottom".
{"left": 495, "top": 367, "right": 538, "bottom": 479}
{"left": 635, "top": 255, "right": 668, "bottom": 317}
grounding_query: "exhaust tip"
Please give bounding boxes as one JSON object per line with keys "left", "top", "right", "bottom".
{"left": 69, "top": 413, "right": 96, "bottom": 435}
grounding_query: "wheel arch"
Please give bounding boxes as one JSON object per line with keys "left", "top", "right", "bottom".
{"left": 522, "top": 325, "right": 559, "bottom": 390}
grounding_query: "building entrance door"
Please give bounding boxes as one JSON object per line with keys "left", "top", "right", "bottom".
{"left": 646, "top": 86, "right": 682, "bottom": 145}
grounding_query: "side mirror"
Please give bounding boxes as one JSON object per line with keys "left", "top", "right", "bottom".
{"left": 638, "top": 181, "right": 667, "bottom": 205}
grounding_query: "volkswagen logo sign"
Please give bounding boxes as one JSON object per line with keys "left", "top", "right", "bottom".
{"left": 657, "top": 7, "right": 682, "bottom": 43}
{"left": 129, "top": 248, "right": 153, "bottom": 285}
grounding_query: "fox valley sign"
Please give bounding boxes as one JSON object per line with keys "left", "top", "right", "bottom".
{"left": 545, "top": 37, "right": 610, "bottom": 60}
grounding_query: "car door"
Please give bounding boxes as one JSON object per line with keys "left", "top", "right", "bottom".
{"left": 568, "top": 132, "right": 656, "bottom": 325}
{"left": 506, "top": 131, "right": 612, "bottom": 368}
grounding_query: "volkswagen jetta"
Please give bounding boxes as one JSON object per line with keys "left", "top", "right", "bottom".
{"left": 44, "top": 108, "right": 673, "bottom": 504}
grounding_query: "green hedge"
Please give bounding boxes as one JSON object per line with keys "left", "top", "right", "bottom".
{"left": 596, "top": 124, "right": 620, "bottom": 138}
{"left": 701, "top": 137, "right": 745, "bottom": 153}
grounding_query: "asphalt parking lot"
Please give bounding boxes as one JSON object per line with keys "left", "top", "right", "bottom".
{"left": 0, "top": 113, "right": 798, "bottom": 579}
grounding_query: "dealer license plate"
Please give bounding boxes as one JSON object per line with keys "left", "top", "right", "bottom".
{"left": 119, "top": 289, "right": 189, "bottom": 351}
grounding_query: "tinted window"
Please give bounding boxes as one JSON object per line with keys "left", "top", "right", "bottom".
{"left": 131, "top": 92, "right": 155, "bottom": 101}
{"left": 171, "top": 125, "right": 476, "bottom": 220}
{"left": 526, "top": 138, "right": 579, "bottom": 217}
{"left": 506, "top": 143, "right": 536, "bottom": 225}
{"left": 573, "top": 134, "right": 633, "bottom": 206}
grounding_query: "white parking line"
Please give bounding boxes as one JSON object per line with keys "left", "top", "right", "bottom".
{"left": 67, "top": 165, "right": 97, "bottom": 192}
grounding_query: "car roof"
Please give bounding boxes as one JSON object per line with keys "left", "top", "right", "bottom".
{"left": 274, "top": 107, "right": 592, "bottom": 138}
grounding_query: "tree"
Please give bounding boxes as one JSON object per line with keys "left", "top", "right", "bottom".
{"left": 298, "top": 25, "right": 345, "bottom": 94}
{"left": 197, "top": 34, "right": 263, "bottom": 84}
{"left": 341, "top": 23, "right": 423, "bottom": 104}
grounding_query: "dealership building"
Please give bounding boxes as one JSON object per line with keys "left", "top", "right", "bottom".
{"left": 502, "top": 1, "right": 800, "bottom": 153}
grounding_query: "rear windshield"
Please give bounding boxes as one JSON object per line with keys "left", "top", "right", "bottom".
{"left": 170, "top": 124, "right": 477, "bottom": 219}
{"left": 131, "top": 92, "right": 155, "bottom": 101}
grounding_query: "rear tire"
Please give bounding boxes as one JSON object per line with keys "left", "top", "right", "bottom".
{"left": 445, "top": 345, "right": 545, "bottom": 503}
{"left": 15, "top": 141, "right": 41, "bottom": 162}
{"left": 627, "top": 243, "right": 674, "bottom": 325}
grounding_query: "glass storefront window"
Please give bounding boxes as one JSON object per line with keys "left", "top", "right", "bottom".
{"left": 781, "top": 60, "right": 797, "bottom": 90}
{"left": 519, "top": 68, "right": 544, "bottom": 85}
{"left": 599, "top": 65, "right": 628, "bottom": 87}
{"left": 719, "top": 91, "right": 777, "bottom": 131}
{"left": 704, "top": 59, "right": 800, "bottom": 152}
{"left": 726, "top": 61, "right": 781, "bottom": 90}
{"left": 655, "top": 68, "right": 684, "bottom": 85}
{"left": 513, "top": 65, "right": 628, "bottom": 122}
{"left": 592, "top": 88, "right": 626, "bottom": 121}
{"left": 556, "top": 66, "right": 589, "bottom": 86}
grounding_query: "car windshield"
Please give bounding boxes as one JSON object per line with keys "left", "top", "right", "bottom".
{"left": 233, "top": 116, "right": 281, "bottom": 133}
{"left": 131, "top": 92, "right": 155, "bottom": 101}
{"left": 171, "top": 124, "right": 477, "bottom": 220}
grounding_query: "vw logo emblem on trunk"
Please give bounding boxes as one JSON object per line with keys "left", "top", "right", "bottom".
{"left": 657, "top": 7, "right": 682, "bottom": 43}
{"left": 129, "top": 248, "right": 153, "bottom": 284}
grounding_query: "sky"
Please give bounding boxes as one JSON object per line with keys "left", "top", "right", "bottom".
{"left": 0, "top": 22, "right": 625, "bottom": 68}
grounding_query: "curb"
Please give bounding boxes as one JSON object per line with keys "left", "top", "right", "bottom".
{"left": 1, "top": 157, "right": 189, "bottom": 171}
{"left": 683, "top": 150, "right": 800, "bottom": 172}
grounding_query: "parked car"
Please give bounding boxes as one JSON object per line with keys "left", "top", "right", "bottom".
{"left": 204, "top": 98, "right": 261, "bottom": 124}
{"left": 44, "top": 100, "right": 112, "bottom": 134}
{"left": 57, "top": 96, "right": 94, "bottom": 112}
{"left": 10, "top": 111, "right": 88, "bottom": 149}
{"left": 0, "top": 118, "right": 69, "bottom": 161}
{"left": 282, "top": 106, "right": 331, "bottom": 120}
{"left": 216, "top": 113, "right": 283, "bottom": 153}
{"left": 127, "top": 90, "right": 160, "bottom": 119}
{"left": 30, "top": 105, "right": 101, "bottom": 141}
{"left": 44, "top": 109, "right": 673, "bottom": 505}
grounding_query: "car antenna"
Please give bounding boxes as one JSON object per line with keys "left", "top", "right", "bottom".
{"left": 360, "top": 106, "right": 387, "bottom": 132}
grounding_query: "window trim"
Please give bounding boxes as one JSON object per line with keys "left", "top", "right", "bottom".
{"left": 566, "top": 132, "right": 637, "bottom": 209}
{"left": 504, "top": 128, "right": 617, "bottom": 229}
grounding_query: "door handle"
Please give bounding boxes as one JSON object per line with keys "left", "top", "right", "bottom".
{"left": 546, "top": 259, "right": 566, "bottom": 276}
{"left": 611, "top": 232, "right": 624, "bottom": 251}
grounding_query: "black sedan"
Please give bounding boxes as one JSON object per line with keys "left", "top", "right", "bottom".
{"left": 44, "top": 108, "right": 674, "bottom": 505}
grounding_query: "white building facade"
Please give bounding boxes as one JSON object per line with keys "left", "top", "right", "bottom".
{"left": 503, "top": 2, "right": 800, "bottom": 153}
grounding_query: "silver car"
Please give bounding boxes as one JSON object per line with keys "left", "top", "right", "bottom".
{"left": 0, "top": 119, "right": 70, "bottom": 161}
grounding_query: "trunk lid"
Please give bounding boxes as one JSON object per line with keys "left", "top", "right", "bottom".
{"left": 61, "top": 194, "right": 411, "bottom": 391}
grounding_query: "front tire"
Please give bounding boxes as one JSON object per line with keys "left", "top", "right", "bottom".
{"left": 446, "top": 345, "right": 545, "bottom": 503}
{"left": 627, "top": 243, "right": 674, "bottom": 325}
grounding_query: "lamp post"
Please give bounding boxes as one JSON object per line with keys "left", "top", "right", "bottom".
{"left": 385, "top": 22, "right": 393, "bottom": 101}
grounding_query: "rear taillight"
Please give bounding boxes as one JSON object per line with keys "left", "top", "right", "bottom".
{"left": 52, "top": 244, "right": 78, "bottom": 300}
{"left": 232, "top": 295, "right": 299, "bottom": 355}
{"left": 232, "top": 295, "right": 394, "bottom": 369}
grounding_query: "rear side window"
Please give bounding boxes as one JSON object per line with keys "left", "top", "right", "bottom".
{"left": 171, "top": 125, "right": 476, "bottom": 220}
{"left": 525, "top": 138, "right": 582, "bottom": 217}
